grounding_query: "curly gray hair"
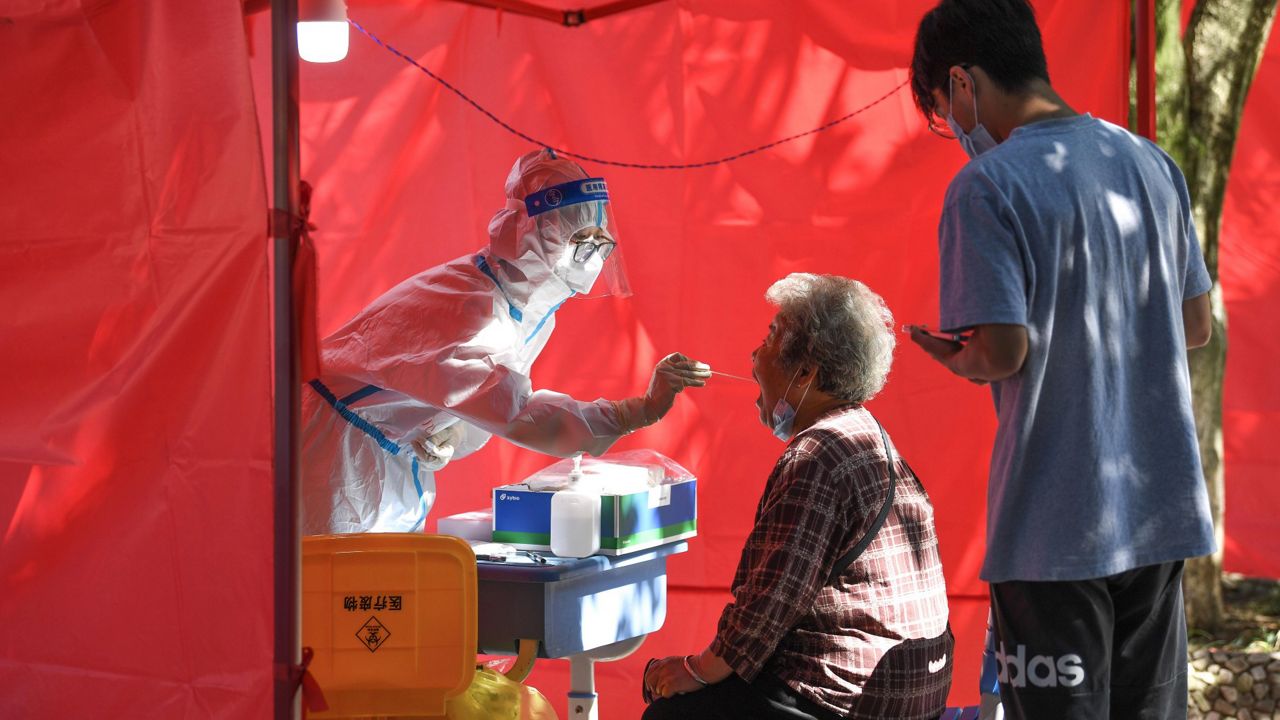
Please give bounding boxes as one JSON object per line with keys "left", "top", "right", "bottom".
{"left": 765, "top": 273, "right": 896, "bottom": 404}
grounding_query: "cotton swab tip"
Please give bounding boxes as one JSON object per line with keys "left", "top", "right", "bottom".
{"left": 709, "top": 370, "right": 755, "bottom": 383}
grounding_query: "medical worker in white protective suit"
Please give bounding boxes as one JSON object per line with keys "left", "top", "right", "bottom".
{"left": 301, "top": 149, "right": 711, "bottom": 534}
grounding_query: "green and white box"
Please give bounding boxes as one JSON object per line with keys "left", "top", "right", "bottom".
{"left": 491, "top": 452, "right": 697, "bottom": 556}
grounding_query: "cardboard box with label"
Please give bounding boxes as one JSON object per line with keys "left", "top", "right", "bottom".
{"left": 491, "top": 450, "right": 697, "bottom": 556}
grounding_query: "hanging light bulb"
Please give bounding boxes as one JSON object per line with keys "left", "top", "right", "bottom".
{"left": 297, "top": 0, "right": 348, "bottom": 63}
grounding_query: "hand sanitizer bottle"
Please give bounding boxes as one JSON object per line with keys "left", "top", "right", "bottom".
{"left": 550, "top": 455, "right": 600, "bottom": 558}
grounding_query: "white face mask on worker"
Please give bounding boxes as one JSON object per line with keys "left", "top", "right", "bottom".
{"left": 553, "top": 249, "right": 605, "bottom": 294}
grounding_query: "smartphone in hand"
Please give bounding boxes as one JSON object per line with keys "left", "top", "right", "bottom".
{"left": 901, "top": 324, "right": 971, "bottom": 344}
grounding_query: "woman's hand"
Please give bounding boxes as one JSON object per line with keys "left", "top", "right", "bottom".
{"left": 643, "top": 655, "right": 705, "bottom": 700}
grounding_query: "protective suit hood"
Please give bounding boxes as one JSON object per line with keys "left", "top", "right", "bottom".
{"left": 484, "top": 149, "right": 629, "bottom": 316}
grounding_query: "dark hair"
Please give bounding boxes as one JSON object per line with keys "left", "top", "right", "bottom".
{"left": 909, "top": 0, "right": 1050, "bottom": 122}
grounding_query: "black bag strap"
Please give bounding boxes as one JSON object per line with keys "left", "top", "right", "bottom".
{"left": 826, "top": 418, "right": 897, "bottom": 585}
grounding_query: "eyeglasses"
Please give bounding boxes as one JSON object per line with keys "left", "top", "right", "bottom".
{"left": 927, "top": 113, "right": 957, "bottom": 140}
{"left": 570, "top": 237, "right": 616, "bottom": 263}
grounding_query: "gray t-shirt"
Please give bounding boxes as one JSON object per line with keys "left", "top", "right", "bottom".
{"left": 939, "top": 114, "right": 1215, "bottom": 583}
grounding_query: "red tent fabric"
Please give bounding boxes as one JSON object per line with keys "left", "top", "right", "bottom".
{"left": 246, "top": 0, "right": 1129, "bottom": 714}
{"left": 1221, "top": 30, "right": 1280, "bottom": 579}
{"left": 0, "top": 1, "right": 272, "bottom": 717}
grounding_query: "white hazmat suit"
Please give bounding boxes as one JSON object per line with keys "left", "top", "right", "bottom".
{"left": 301, "top": 149, "right": 708, "bottom": 534}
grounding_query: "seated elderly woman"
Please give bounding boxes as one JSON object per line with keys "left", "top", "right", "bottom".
{"left": 642, "top": 273, "right": 953, "bottom": 720}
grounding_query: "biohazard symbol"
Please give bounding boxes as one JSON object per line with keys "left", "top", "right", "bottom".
{"left": 357, "top": 616, "right": 390, "bottom": 652}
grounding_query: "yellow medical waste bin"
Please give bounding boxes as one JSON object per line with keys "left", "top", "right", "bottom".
{"left": 303, "top": 533, "right": 477, "bottom": 718}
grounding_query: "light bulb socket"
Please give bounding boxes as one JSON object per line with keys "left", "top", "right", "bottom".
{"left": 298, "top": 0, "right": 347, "bottom": 22}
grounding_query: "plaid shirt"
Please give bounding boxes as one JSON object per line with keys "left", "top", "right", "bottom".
{"left": 710, "top": 405, "right": 952, "bottom": 719}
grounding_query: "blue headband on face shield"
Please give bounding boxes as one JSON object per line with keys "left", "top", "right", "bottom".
{"left": 524, "top": 178, "right": 610, "bottom": 217}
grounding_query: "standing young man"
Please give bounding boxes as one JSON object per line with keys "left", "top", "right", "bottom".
{"left": 906, "top": 1, "right": 1214, "bottom": 718}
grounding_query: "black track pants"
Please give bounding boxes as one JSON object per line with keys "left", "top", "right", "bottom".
{"left": 989, "top": 560, "right": 1188, "bottom": 720}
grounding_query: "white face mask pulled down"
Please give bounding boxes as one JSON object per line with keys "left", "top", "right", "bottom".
{"left": 769, "top": 368, "right": 813, "bottom": 442}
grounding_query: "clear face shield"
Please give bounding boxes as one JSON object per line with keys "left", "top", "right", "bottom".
{"left": 524, "top": 177, "right": 632, "bottom": 299}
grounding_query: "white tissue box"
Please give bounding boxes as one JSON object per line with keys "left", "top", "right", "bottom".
{"left": 435, "top": 509, "right": 494, "bottom": 542}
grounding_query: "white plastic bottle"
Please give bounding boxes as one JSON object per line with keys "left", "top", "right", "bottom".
{"left": 550, "top": 456, "right": 600, "bottom": 558}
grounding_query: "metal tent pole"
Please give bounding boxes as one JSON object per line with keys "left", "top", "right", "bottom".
{"left": 270, "top": 0, "right": 302, "bottom": 718}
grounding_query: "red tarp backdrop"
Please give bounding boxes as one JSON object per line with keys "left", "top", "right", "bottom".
{"left": 1220, "top": 26, "right": 1280, "bottom": 579}
{"left": 247, "top": 0, "right": 1129, "bottom": 714}
{"left": 0, "top": 1, "right": 273, "bottom": 717}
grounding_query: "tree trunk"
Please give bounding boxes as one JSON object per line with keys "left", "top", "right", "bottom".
{"left": 1153, "top": 0, "right": 1277, "bottom": 632}
{"left": 1184, "top": 297, "right": 1227, "bottom": 631}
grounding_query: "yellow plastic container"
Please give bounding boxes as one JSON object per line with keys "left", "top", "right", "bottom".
{"left": 303, "top": 533, "right": 477, "bottom": 718}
